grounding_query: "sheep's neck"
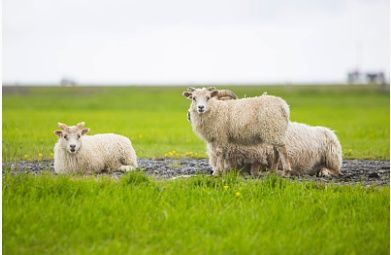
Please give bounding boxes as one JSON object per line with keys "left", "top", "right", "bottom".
{"left": 190, "top": 104, "right": 226, "bottom": 144}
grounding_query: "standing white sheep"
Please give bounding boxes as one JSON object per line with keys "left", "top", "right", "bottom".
{"left": 221, "top": 122, "right": 343, "bottom": 177}
{"left": 183, "top": 87, "right": 291, "bottom": 175}
{"left": 53, "top": 122, "right": 138, "bottom": 174}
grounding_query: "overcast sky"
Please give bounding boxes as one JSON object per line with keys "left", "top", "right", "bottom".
{"left": 3, "top": 0, "right": 390, "bottom": 84}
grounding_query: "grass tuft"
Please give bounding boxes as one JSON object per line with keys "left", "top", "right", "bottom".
{"left": 121, "top": 170, "right": 152, "bottom": 186}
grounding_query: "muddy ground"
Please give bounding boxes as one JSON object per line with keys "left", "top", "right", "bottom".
{"left": 3, "top": 158, "right": 390, "bottom": 186}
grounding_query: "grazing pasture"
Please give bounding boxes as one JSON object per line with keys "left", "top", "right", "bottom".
{"left": 2, "top": 85, "right": 389, "bottom": 161}
{"left": 3, "top": 172, "right": 390, "bottom": 254}
{"left": 2, "top": 85, "right": 390, "bottom": 254}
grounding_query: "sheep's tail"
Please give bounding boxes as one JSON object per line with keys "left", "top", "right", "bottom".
{"left": 322, "top": 128, "right": 343, "bottom": 174}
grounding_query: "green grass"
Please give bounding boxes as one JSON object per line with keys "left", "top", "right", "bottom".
{"left": 2, "top": 85, "right": 389, "bottom": 161}
{"left": 3, "top": 172, "right": 389, "bottom": 254}
{"left": 3, "top": 85, "right": 389, "bottom": 254}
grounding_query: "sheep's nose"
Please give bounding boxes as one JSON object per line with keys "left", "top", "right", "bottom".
{"left": 70, "top": 144, "right": 76, "bottom": 149}
{"left": 198, "top": 105, "right": 205, "bottom": 110}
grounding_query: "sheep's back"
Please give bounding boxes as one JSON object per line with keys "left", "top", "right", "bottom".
{"left": 83, "top": 134, "right": 132, "bottom": 156}
{"left": 284, "top": 122, "right": 329, "bottom": 173}
{"left": 226, "top": 96, "right": 290, "bottom": 145}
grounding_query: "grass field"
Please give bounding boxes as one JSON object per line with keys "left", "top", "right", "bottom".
{"left": 2, "top": 85, "right": 390, "bottom": 161}
{"left": 2, "top": 85, "right": 390, "bottom": 254}
{"left": 3, "top": 172, "right": 389, "bottom": 255}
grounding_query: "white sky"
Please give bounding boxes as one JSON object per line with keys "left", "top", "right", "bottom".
{"left": 3, "top": 0, "right": 390, "bottom": 84}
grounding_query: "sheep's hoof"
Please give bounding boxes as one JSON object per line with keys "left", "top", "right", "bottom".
{"left": 319, "top": 168, "right": 335, "bottom": 177}
{"left": 250, "top": 171, "right": 261, "bottom": 179}
{"left": 118, "top": 165, "right": 136, "bottom": 172}
{"left": 212, "top": 170, "right": 222, "bottom": 176}
{"left": 281, "top": 170, "right": 292, "bottom": 177}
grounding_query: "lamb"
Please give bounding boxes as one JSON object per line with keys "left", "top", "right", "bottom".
{"left": 183, "top": 87, "right": 291, "bottom": 175}
{"left": 221, "top": 122, "right": 343, "bottom": 177}
{"left": 53, "top": 122, "right": 138, "bottom": 174}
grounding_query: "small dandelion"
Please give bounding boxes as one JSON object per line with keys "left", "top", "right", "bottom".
{"left": 38, "top": 153, "right": 43, "bottom": 158}
{"left": 24, "top": 154, "right": 29, "bottom": 158}
{"left": 224, "top": 185, "right": 229, "bottom": 190}
{"left": 235, "top": 192, "right": 241, "bottom": 197}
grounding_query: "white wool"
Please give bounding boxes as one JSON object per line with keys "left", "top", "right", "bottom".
{"left": 217, "top": 122, "right": 342, "bottom": 176}
{"left": 185, "top": 88, "right": 291, "bottom": 174}
{"left": 54, "top": 133, "right": 138, "bottom": 174}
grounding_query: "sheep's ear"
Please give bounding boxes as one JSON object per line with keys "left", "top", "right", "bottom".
{"left": 182, "top": 91, "right": 192, "bottom": 99}
{"left": 54, "top": 130, "right": 63, "bottom": 137}
{"left": 81, "top": 128, "right": 90, "bottom": 135}
{"left": 76, "top": 122, "right": 85, "bottom": 129}
{"left": 210, "top": 90, "right": 219, "bottom": 98}
{"left": 58, "top": 122, "right": 68, "bottom": 130}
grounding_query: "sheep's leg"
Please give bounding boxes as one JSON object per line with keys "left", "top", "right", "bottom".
{"left": 275, "top": 145, "right": 291, "bottom": 174}
{"left": 120, "top": 154, "right": 138, "bottom": 172}
{"left": 260, "top": 164, "right": 269, "bottom": 173}
{"left": 250, "top": 162, "right": 261, "bottom": 178}
{"left": 213, "top": 165, "right": 223, "bottom": 176}
{"left": 213, "top": 155, "right": 226, "bottom": 176}
{"left": 210, "top": 146, "right": 226, "bottom": 176}
{"left": 207, "top": 144, "right": 220, "bottom": 175}
{"left": 223, "top": 159, "right": 231, "bottom": 174}
{"left": 213, "top": 159, "right": 223, "bottom": 175}
{"left": 208, "top": 151, "right": 218, "bottom": 172}
{"left": 118, "top": 165, "right": 136, "bottom": 172}
{"left": 271, "top": 147, "right": 280, "bottom": 171}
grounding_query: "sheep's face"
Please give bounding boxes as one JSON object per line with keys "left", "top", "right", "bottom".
{"left": 183, "top": 88, "right": 218, "bottom": 114}
{"left": 54, "top": 122, "right": 90, "bottom": 154}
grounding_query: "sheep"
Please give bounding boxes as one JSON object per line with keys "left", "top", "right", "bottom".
{"left": 183, "top": 87, "right": 291, "bottom": 175}
{"left": 221, "top": 122, "right": 343, "bottom": 177}
{"left": 53, "top": 122, "right": 138, "bottom": 174}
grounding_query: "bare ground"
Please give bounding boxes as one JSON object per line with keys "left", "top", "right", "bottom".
{"left": 3, "top": 158, "right": 389, "bottom": 186}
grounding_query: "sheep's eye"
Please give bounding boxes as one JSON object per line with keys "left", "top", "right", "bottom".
{"left": 64, "top": 135, "right": 68, "bottom": 140}
{"left": 192, "top": 97, "right": 196, "bottom": 101}
{"left": 77, "top": 134, "right": 81, "bottom": 139}
{"left": 206, "top": 97, "right": 210, "bottom": 101}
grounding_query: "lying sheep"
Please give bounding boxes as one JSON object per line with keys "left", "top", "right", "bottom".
{"left": 183, "top": 87, "right": 291, "bottom": 175}
{"left": 221, "top": 122, "right": 343, "bottom": 177}
{"left": 54, "top": 122, "right": 138, "bottom": 174}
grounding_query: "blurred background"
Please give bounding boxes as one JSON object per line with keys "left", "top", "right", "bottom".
{"left": 3, "top": 0, "right": 390, "bottom": 86}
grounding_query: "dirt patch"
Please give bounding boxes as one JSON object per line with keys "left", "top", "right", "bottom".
{"left": 3, "top": 158, "right": 389, "bottom": 186}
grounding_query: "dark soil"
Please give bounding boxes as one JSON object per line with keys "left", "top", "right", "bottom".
{"left": 3, "top": 158, "right": 390, "bottom": 186}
